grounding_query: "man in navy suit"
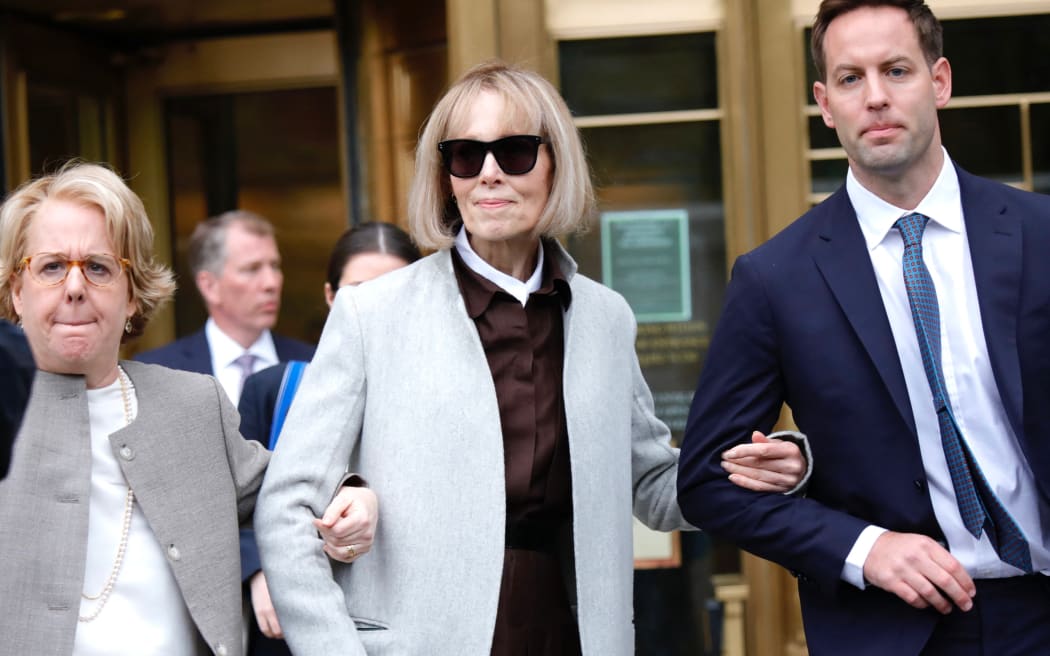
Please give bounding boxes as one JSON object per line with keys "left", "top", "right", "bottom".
{"left": 678, "top": 2, "right": 1050, "bottom": 654}
{"left": 136, "top": 210, "right": 313, "bottom": 404}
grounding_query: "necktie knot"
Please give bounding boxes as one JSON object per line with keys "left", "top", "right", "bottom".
{"left": 895, "top": 212, "right": 930, "bottom": 248}
{"left": 234, "top": 352, "right": 257, "bottom": 385}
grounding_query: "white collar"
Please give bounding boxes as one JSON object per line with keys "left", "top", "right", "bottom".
{"left": 454, "top": 226, "right": 545, "bottom": 306}
{"left": 848, "top": 146, "right": 962, "bottom": 251}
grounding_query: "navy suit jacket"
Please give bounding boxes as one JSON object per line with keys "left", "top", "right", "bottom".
{"left": 237, "top": 362, "right": 293, "bottom": 583}
{"left": 238, "top": 362, "right": 291, "bottom": 453}
{"left": 0, "top": 321, "right": 34, "bottom": 480}
{"left": 135, "top": 328, "right": 314, "bottom": 375}
{"left": 677, "top": 167, "right": 1050, "bottom": 655}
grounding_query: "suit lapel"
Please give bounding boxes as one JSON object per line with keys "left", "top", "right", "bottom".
{"left": 181, "top": 329, "right": 213, "bottom": 375}
{"left": 958, "top": 168, "right": 1024, "bottom": 440}
{"left": 812, "top": 189, "right": 917, "bottom": 433}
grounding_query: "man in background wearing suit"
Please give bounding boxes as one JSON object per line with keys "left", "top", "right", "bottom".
{"left": 678, "top": 1, "right": 1050, "bottom": 654}
{"left": 136, "top": 210, "right": 313, "bottom": 404}
{"left": 0, "top": 319, "right": 34, "bottom": 479}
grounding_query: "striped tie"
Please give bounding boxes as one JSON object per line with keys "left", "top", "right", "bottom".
{"left": 895, "top": 213, "right": 1032, "bottom": 573}
{"left": 233, "top": 352, "right": 258, "bottom": 399}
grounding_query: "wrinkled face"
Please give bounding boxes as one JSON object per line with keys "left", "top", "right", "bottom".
{"left": 198, "top": 222, "right": 282, "bottom": 340}
{"left": 447, "top": 90, "right": 553, "bottom": 261}
{"left": 324, "top": 252, "right": 410, "bottom": 306}
{"left": 11, "top": 199, "right": 136, "bottom": 384}
{"left": 813, "top": 6, "right": 951, "bottom": 184}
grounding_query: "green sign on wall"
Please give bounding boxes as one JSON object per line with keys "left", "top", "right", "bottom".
{"left": 600, "top": 209, "right": 691, "bottom": 323}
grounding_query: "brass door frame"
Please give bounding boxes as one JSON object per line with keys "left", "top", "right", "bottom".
{"left": 123, "top": 31, "right": 340, "bottom": 349}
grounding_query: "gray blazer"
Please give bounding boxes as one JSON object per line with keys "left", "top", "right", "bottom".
{"left": 256, "top": 244, "right": 689, "bottom": 655}
{"left": 0, "top": 361, "right": 269, "bottom": 656}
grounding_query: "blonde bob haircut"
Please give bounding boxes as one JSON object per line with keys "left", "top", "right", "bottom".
{"left": 409, "top": 60, "right": 597, "bottom": 250}
{"left": 0, "top": 161, "right": 176, "bottom": 340}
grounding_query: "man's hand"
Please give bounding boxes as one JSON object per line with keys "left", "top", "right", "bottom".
{"left": 316, "top": 486, "right": 378, "bottom": 563}
{"left": 863, "top": 531, "right": 975, "bottom": 614}
{"left": 249, "top": 571, "right": 283, "bottom": 639}
{"left": 722, "top": 431, "right": 807, "bottom": 492}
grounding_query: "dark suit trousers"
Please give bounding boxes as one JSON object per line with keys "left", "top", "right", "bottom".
{"left": 921, "top": 575, "right": 1050, "bottom": 655}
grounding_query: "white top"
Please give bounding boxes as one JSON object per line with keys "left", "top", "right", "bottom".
{"left": 841, "top": 149, "right": 1050, "bottom": 588}
{"left": 206, "top": 317, "right": 278, "bottom": 404}
{"left": 454, "top": 226, "right": 544, "bottom": 305}
{"left": 74, "top": 372, "right": 197, "bottom": 655}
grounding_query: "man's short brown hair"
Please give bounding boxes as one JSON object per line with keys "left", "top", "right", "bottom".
{"left": 811, "top": 0, "right": 943, "bottom": 82}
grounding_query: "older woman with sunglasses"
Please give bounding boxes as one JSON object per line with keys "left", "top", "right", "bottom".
{"left": 256, "top": 62, "right": 808, "bottom": 656}
{"left": 0, "top": 162, "right": 375, "bottom": 656}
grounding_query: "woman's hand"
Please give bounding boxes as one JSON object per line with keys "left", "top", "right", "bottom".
{"left": 721, "top": 431, "right": 809, "bottom": 493}
{"left": 316, "top": 486, "right": 378, "bottom": 563}
{"left": 249, "top": 571, "right": 284, "bottom": 639}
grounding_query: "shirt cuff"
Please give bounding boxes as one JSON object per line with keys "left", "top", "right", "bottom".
{"left": 766, "top": 430, "right": 813, "bottom": 496}
{"left": 842, "top": 525, "right": 888, "bottom": 589}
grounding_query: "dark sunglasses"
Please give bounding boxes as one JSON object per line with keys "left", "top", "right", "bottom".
{"left": 437, "top": 135, "right": 545, "bottom": 178}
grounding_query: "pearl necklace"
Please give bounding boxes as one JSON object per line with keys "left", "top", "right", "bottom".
{"left": 78, "top": 365, "right": 135, "bottom": 623}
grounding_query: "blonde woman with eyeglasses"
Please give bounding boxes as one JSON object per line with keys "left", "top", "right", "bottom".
{"left": 0, "top": 161, "right": 376, "bottom": 656}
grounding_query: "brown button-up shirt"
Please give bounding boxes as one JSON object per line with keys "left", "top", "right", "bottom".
{"left": 451, "top": 243, "right": 573, "bottom": 534}
{"left": 452, "top": 241, "right": 582, "bottom": 655}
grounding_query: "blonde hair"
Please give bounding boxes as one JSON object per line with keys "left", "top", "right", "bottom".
{"left": 408, "top": 61, "right": 597, "bottom": 250}
{"left": 0, "top": 161, "right": 176, "bottom": 340}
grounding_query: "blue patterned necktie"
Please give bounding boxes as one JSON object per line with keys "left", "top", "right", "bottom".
{"left": 895, "top": 213, "right": 1032, "bottom": 573}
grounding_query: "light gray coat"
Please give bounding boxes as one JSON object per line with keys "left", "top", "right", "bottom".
{"left": 256, "top": 245, "right": 690, "bottom": 655}
{"left": 0, "top": 361, "right": 269, "bottom": 656}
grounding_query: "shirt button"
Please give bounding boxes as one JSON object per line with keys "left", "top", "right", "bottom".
{"left": 119, "top": 446, "right": 134, "bottom": 460}
{"left": 215, "top": 644, "right": 228, "bottom": 656}
{"left": 168, "top": 545, "right": 181, "bottom": 561}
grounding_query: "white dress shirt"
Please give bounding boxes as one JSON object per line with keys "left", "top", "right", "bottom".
{"left": 205, "top": 318, "right": 278, "bottom": 404}
{"left": 454, "top": 226, "right": 544, "bottom": 303}
{"left": 841, "top": 149, "right": 1050, "bottom": 588}
{"left": 74, "top": 375, "right": 196, "bottom": 655}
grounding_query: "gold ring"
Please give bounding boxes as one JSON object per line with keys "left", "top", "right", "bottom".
{"left": 345, "top": 544, "right": 357, "bottom": 559}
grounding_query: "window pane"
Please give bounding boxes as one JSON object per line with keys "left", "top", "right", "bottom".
{"left": 1033, "top": 103, "right": 1050, "bottom": 195}
{"left": 945, "top": 15, "right": 1050, "bottom": 97}
{"left": 573, "top": 120, "right": 724, "bottom": 415}
{"left": 811, "top": 158, "right": 847, "bottom": 195}
{"left": 808, "top": 114, "right": 840, "bottom": 150}
{"left": 803, "top": 27, "right": 817, "bottom": 98}
{"left": 940, "top": 106, "right": 1022, "bottom": 184}
{"left": 559, "top": 33, "right": 718, "bottom": 115}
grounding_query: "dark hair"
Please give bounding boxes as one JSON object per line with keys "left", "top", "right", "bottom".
{"left": 811, "top": 0, "right": 943, "bottom": 82}
{"left": 326, "top": 221, "right": 422, "bottom": 290}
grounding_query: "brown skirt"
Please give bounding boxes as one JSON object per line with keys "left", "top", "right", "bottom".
{"left": 490, "top": 548, "right": 582, "bottom": 656}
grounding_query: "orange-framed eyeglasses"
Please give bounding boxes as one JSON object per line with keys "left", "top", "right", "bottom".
{"left": 17, "top": 252, "right": 132, "bottom": 288}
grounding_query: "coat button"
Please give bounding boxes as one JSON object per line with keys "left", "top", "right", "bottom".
{"left": 119, "top": 446, "right": 134, "bottom": 460}
{"left": 168, "top": 545, "right": 181, "bottom": 561}
{"left": 913, "top": 479, "right": 924, "bottom": 491}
